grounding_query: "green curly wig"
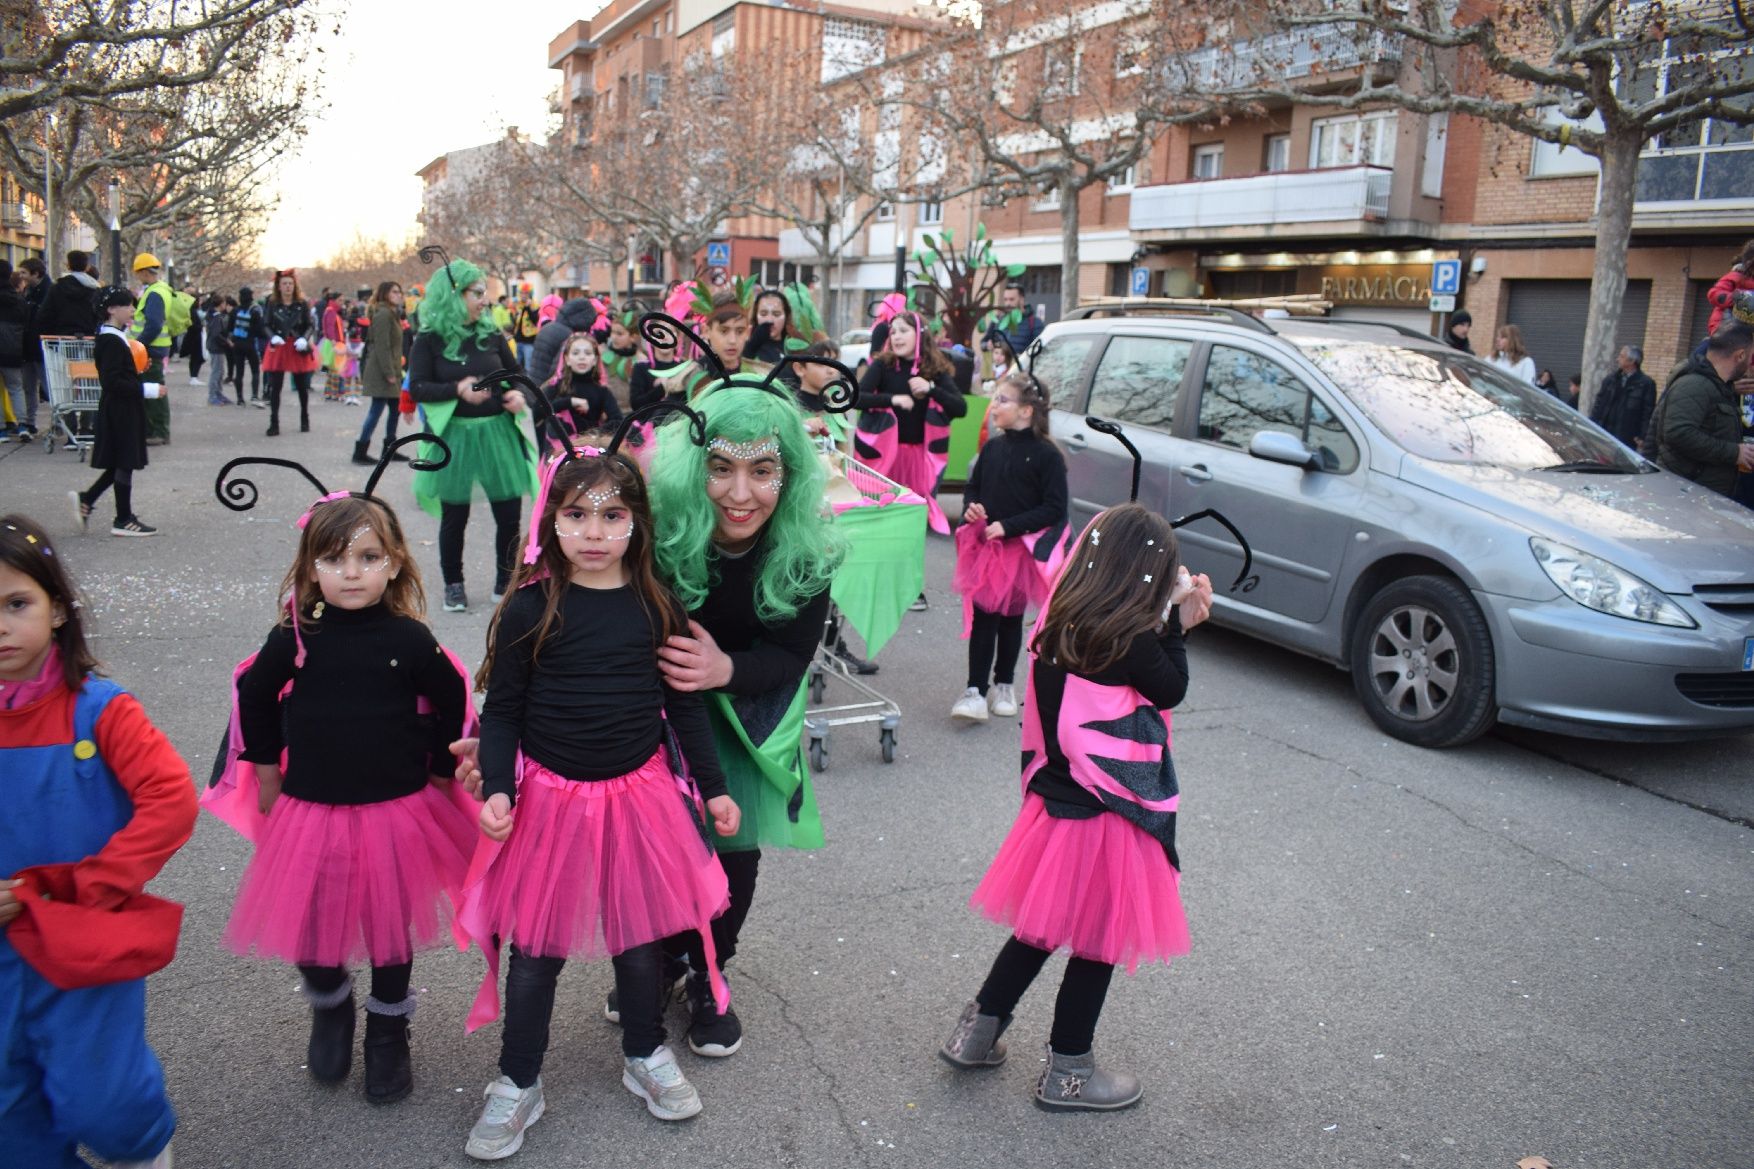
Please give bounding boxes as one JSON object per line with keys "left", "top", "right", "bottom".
{"left": 415, "top": 257, "right": 503, "bottom": 362}
{"left": 649, "top": 387, "right": 846, "bottom": 624}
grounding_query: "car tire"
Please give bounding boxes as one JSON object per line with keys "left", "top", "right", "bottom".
{"left": 1349, "top": 574, "right": 1497, "bottom": 748}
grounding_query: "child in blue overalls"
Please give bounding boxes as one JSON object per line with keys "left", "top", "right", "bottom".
{"left": 0, "top": 513, "right": 196, "bottom": 1168}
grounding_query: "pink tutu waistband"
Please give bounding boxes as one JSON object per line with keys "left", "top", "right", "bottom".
{"left": 955, "top": 523, "right": 1050, "bottom": 636}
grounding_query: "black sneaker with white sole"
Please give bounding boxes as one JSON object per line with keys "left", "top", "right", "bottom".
{"left": 684, "top": 972, "right": 742, "bottom": 1057}
{"left": 443, "top": 583, "right": 468, "bottom": 612}
{"left": 111, "top": 516, "right": 159, "bottom": 537}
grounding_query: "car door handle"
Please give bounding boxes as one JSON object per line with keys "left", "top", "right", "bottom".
{"left": 1178, "top": 463, "right": 1212, "bottom": 482}
{"left": 1066, "top": 432, "right": 1087, "bottom": 450}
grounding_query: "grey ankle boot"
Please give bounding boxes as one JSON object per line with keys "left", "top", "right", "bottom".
{"left": 1034, "top": 1045, "right": 1143, "bottom": 1112}
{"left": 939, "top": 1001, "right": 1010, "bottom": 1068}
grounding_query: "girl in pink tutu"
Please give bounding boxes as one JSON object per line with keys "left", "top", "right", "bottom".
{"left": 214, "top": 447, "right": 478, "bottom": 1106}
{"left": 939, "top": 503, "right": 1213, "bottom": 1112}
{"left": 457, "top": 436, "right": 740, "bottom": 1160}
{"left": 853, "top": 311, "right": 967, "bottom": 543}
{"left": 951, "top": 370, "right": 1067, "bottom": 725}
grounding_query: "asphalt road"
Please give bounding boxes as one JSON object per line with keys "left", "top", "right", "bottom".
{"left": 3, "top": 390, "right": 1751, "bottom": 1169}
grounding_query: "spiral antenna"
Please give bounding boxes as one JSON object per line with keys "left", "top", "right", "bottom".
{"left": 1169, "top": 508, "right": 1254, "bottom": 594}
{"left": 607, "top": 399, "right": 708, "bottom": 458}
{"left": 764, "top": 355, "right": 859, "bottom": 414}
{"left": 637, "top": 312, "right": 723, "bottom": 380}
{"left": 1085, "top": 415, "right": 1141, "bottom": 503}
{"left": 417, "top": 243, "right": 460, "bottom": 293}
{"left": 214, "top": 457, "right": 330, "bottom": 513}
{"left": 363, "top": 432, "right": 451, "bottom": 497}
{"left": 476, "top": 367, "right": 574, "bottom": 457}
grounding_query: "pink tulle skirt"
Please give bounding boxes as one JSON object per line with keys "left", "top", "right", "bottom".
{"left": 886, "top": 442, "right": 949, "bottom": 534}
{"left": 458, "top": 751, "right": 729, "bottom": 961}
{"left": 970, "top": 794, "right": 1189, "bottom": 974}
{"left": 224, "top": 784, "right": 477, "bottom": 967}
{"left": 954, "top": 523, "right": 1049, "bottom": 636}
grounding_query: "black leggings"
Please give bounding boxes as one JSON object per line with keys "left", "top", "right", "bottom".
{"left": 665, "top": 848, "right": 760, "bottom": 974}
{"left": 264, "top": 370, "right": 312, "bottom": 428}
{"left": 967, "top": 608, "right": 1024, "bottom": 693}
{"left": 82, "top": 466, "right": 134, "bottom": 523}
{"left": 298, "top": 961, "right": 412, "bottom": 1005}
{"left": 975, "top": 936, "right": 1115, "bottom": 1055}
{"left": 438, "top": 497, "right": 523, "bottom": 590}
{"left": 229, "top": 346, "right": 260, "bottom": 397}
{"left": 499, "top": 942, "right": 665, "bottom": 1086}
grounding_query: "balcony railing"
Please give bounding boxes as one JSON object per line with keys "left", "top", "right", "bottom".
{"left": 1173, "top": 24, "right": 1401, "bottom": 92}
{"left": 1130, "top": 166, "right": 1393, "bottom": 234}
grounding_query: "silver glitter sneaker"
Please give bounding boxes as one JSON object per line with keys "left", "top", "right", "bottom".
{"left": 622, "top": 1045, "right": 702, "bottom": 1120}
{"left": 465, "top": 1075, "right": 545, "bottom": 1160}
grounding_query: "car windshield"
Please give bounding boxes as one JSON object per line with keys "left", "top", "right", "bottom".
{"left": 1292, "top": 338, "right": 1647, "bottom": 472}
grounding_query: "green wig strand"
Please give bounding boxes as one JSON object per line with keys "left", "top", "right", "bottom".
{"left": 649, "top": 387, "right": 846, "bottom": 624}
{"left": 415, "top": 257, "right": 503, "bottom": 362}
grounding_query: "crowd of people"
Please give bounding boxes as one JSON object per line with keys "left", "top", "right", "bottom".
{"left": 2, "top": 233, "right": 1752, "bottom": 1165}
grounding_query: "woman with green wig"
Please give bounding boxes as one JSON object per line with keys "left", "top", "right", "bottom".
{"left": 407, "top": 258, "right": 535, "bottom": 613}
{"left": 645, "top": 383, "right": 845, "bottom": 1059}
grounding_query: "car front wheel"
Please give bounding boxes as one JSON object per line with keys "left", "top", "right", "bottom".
{"left": 1349, "top": 575, "right": 1497, "bottom": 748}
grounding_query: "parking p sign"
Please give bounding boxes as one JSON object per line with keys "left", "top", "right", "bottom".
{"left": 706, "top": 241, "right": 731, "bottom": 269}
{"left": 1130, "top": 266, "right": 1151, "bottom": 297}
{"left": 1431, "top": 259, "right": 1462, "bottom": 296}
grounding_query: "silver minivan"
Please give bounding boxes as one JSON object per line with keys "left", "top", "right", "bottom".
{"left": 1036, "top": 304, "right": 1754, "bottom": 747}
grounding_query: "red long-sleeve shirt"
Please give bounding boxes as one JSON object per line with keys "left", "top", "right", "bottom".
{"left": 1706, "top": 268, "right": 1754, "bottom": 335}
{"left": 1, "top": 684, "right": 196, "bottom": 906}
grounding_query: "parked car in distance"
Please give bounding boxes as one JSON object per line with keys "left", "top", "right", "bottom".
{"left": 839, "top": 328, "right": 872, "bottom": 379}
{"left": 1034, "top": 300, "right": 1754, "bottom": 748}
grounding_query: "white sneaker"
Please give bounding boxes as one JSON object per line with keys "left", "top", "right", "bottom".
{"left": 988, "top": 683, "right": 1019, "bottom": 718}
{"left": 951, "top": 687, "right": 989, "bottom": 723}
{"left": 623, "top": 1045, "right": 702, "bottom": 1120}
{"left": 465, "top": 1075, "right": 546, "bottom": 1160}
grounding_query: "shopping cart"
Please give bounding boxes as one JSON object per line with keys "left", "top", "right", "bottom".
{"left": 40, "top": 336, "right": 102, "bottom": 460}
{"left": 804, "top": 447, "right": 928, "bottom": 771}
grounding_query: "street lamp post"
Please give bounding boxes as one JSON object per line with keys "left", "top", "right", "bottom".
{"left": 107, "top": 180, "right": 121, "bottom": 285}
{"left": 42, "top": 108, "right": 54, "bottom": 267}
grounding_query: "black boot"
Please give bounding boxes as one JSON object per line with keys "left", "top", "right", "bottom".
{"left": 351, "top": 440, "right": 374, "bottom": 466}
{"left": 834, "top": 636, "right": 879, "bottom": 675}
{"left": 300, "top": 410, "right": 310, "bottom": 433}
{"left": 362, "top": 997, "right": 414, "bottom": 1104}
{"left": 304, "top": 978, "right": 356, "bottom": 1083}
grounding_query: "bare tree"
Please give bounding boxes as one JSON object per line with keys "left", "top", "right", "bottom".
{"left": 0, "top": 0, "right": 315, "bottom": 122}
{"left": 1217, "top": 0, "right": 1754, "bottom": 407}
{"left": 418, "top": 135, "right": 560, "bottom": 295}
{"left": 872, "top": 0, "right": 1235, "bottom": 313}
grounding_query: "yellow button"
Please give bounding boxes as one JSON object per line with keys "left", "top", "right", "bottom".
{"left": 73, "top": 740, "right": 98, "bottom": 760}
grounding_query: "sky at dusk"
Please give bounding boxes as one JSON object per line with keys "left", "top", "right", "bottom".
{"left": 255, "top": 1, "right": 600, "bottom": 267}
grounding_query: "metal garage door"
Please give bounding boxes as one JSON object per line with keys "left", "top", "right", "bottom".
{"left": 1504, "top": 279, "right": 1651, "bottom": 384}
{"left": 1689, "top": 279, "right": 1717, "bottom": 348}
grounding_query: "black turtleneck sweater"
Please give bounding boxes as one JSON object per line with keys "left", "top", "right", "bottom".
{"left": 479, "top": 583, "right": 726, "bottom": 806}
{"left": 690, "top": 534, "right": 832, "bottom": 698}
{"left": 548, "top": 372, "right": 623, "bottom": 432}
{"left": 855, "top": 361, "right": 965, "bottom": 444}
{"left": 237, "top": 603, "right": 467, "bottom": 805}
{"left": 962, "top": 427, "right": 1068, "bottom": 537}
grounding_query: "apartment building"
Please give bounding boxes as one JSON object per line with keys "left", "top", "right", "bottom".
{"left": 0, "top": 171, "right": 46, "bottom": 267}
{"left": 546, "top": 0, "right": 923, "bottom": 300}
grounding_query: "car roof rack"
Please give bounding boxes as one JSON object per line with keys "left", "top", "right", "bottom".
{"left": 1287, "top": 317, "right": 1438, "bottom": 343}
{"left": 1062, "top": 295, "right": 1332, "bottom": 335}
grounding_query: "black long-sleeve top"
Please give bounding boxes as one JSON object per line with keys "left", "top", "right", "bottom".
{"left": 548, "top": 372, "right": 623, "bottom": 432}
{"left": 1027, "top": 617, "right": 1188, "bottom": 817}
{"left": 962, "top": 428, "right": 1068, "bottom": 537}
{"left": 261, "top": 299, "right": 315, "bottom": 345}
{"left": 408, "top": 331, "right": 522, "bottom": 418}
{"left": 691, "top": 536, "right": 832, "bottom": 698}
{"left": 479, "top": 583, "right": 726, "bottom": 806}
{"left": 855, "top": 360, "right": 965, "bottom": 444}
{"left": 744, "top": 328, "right": 801, "bottom": 387}
{"left": 237, "top": 604, "right": 467, "bottom": 806}
{"left": 629, "top": 361, "right": 682, "bottom": 412}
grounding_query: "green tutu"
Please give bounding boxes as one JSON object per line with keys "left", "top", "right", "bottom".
{"left": 413, "top": 412, "right": 535, "bottom": 512}
{"left": 706, "top": 683, "right": 822, "bottom": 853}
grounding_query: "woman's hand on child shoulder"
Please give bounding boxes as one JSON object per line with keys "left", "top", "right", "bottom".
{"left": 480, "top": 794, "right": 514, "bottom": 842}
{"left": 0, "top": 879, "right": 22, "bottom": 927}
{"left": 705, "top": 796, "right": 741, "bottom": 838}
{"left": 658, "top": 621, "right": 733, "bottom": 692}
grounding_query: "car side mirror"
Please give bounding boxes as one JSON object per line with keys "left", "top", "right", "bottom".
{"left": 1248, "top": 430, "right": 1319, "bottom": 470}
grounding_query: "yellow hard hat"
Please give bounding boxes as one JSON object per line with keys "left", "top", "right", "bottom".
{"left": 132, "top": 252, "right": 162, "bottom": 272}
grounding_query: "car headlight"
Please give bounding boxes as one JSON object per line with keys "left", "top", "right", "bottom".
{"left": 1529, "top": 537, "right": 1697, "bottom": 628}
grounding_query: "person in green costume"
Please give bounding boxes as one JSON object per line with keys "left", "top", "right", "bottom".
{"left": 643, "top": 381, "right": 845, "bottom": 1058}
{"left": 407, "top": 256, "right": 536, "bottom": 614}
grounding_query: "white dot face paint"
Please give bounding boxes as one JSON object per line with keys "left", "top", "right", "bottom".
{"left": 553, "top": 486, "right": 635, "bottom": 542}
{"left": 705, "top": 442, "right": 784, "bottom": 545}
{"left": 311, "top": 524, "right": 395, "bottom": 610}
